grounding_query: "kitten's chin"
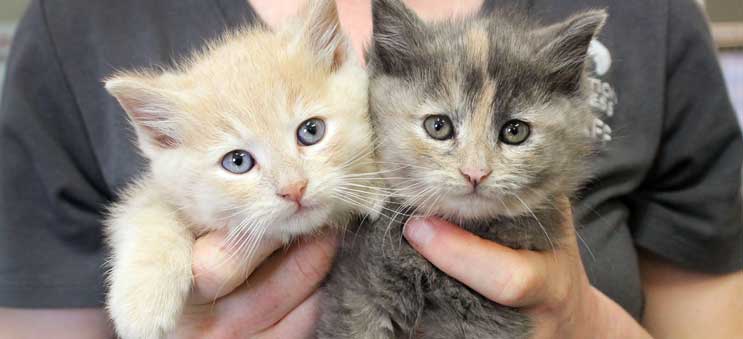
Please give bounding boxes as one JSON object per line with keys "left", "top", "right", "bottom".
{"left": 429, "top": 194, "right": 514, "bottom": 220}
{"left": 273, "top": 207, "right": 331, "bottom": 238}
{"left": 265, "top": 196, "right": 370, "bottom": 241}
{"left": 272, "top": 202, "right": 357, "bottom": 241}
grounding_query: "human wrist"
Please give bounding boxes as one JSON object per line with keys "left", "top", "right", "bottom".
{"left": 587, "top": 286, "right": 654, "bottom": 339}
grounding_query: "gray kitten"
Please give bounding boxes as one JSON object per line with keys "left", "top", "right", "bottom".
{"left": 317, "top": 0, "right": 605, "bottom": 338}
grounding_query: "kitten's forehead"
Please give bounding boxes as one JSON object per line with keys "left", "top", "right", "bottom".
{"left": 174, "top": 31, "right": 333, "bottom": 143}
{"left": 201, "top": 39, "right": 326, "bottom": 103}
{"left": 194, "top": 91, "right": 326, "bottom": 152}
{"left": 404, "top": 18, "right": 552, "bottom": 128}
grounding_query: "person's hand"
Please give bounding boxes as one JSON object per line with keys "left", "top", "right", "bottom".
{"left": 168, "top": 230, "right": 338, "bottom": 339}
{"left": 403, "top": 199, "right": 652, "bottom": 339}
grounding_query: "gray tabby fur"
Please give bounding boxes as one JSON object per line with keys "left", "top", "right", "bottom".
{"left": 317, "top": 0, "right": 606, "bottom": 338}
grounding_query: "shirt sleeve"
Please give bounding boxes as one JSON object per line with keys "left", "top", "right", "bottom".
{"left": 628, "top": 0, "right": 743, "bottom": 274}
{"left": 0, "top": 0, "right": 110, "bottom": 308}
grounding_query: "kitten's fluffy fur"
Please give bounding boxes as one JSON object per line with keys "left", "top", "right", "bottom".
{"left": 104, "top": 2, "right": 378, "bottom": 338}
{"left": 317, "top": 0, "right": 605, "bottom": 338}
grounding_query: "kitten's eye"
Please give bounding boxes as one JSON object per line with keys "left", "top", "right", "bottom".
{"left": 297, "top": 118, "right": 326, "bottom": 146}
{"left": 423, "top": 115, "right": 454, "bottom": 140}
{"left": 499, "top": 120, "right": 531, "bottom": 145}
{"left": 221, "top": 150, "right": 255, "bottom": 174}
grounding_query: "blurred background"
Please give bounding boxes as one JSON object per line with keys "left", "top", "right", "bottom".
{"left": 0, "top": 0, "right": 742, "bottom": 123}
{"left": 0, "top": 0, "right": 27, "bottom": 96}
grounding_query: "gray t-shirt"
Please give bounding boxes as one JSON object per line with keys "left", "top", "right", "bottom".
{"left": 1, "top": 0, "right": 741, "bottom": 320}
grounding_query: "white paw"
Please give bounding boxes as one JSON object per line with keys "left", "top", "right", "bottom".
{"left": 108, "top": 265, "right": 192, "bottom": 339}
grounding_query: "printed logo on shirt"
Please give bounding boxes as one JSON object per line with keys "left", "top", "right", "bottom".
{"left": 586, "top": 39, "right": 617, "bottom": 144}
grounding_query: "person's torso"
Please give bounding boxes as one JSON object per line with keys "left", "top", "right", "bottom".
{"left": 47, "top": 0, "right": 669, "bottom": 319}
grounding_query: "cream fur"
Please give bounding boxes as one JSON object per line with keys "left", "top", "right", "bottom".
{"left": 103, "top": 1, "right": 379, "bottom": 338}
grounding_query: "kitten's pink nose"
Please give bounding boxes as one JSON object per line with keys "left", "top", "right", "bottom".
{"left": 459, "top": 168, "right": 492, "bottom": 188}
{"left": 277, "top": 180, "right": 308, "bottom": 204}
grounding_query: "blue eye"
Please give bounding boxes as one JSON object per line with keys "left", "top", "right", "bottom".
{"left": 297, "top": 118, "right": 326, "bottom": 146}
{"left": 221, "top": 150, "right": 254, "bottom": 174}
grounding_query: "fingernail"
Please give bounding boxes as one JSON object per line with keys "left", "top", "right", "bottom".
{"left": 404, "top": 218, "right": 436, "bottom": 246}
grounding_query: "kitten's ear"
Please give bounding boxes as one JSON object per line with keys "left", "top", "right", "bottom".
{"left": 295, "top": 0, "right": 352, "bottom": 71}
{"left": 535, "top": 10, "right": 607, "bottom": 93}
{"left": 369, "top": 0, "right": 425, "bottom": 74}
{"left": 105, "top": 75, "right": 182, "bottom": 151}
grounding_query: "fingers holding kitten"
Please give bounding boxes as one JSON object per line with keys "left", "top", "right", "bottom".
{"left": 174, "top": 233, "right": 337, "bottom": 337}
{"left": 403, "top": 215, "right": 581, "bottom": 308}
{"left": 190, "top": 229, "right": 283, "bottom": 304}
{"left": 216, "top": 232, "right": 338, "bottom": 332}
{"left": 251, "top": 291, "right": 323, "bottom": 339}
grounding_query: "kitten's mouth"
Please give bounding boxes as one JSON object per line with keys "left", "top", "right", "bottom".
{"left": 456, "top": 189, "right": 498, "bottom": 205}
{"left": 291, "top": 202, "right": 318, "bottom": 216}
{"left": 462, "top": 188, "right": 485, "bottom": 198}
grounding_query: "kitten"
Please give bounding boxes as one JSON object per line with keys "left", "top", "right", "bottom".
{"left": 103, "top": 1, "right": 379, "bottom": 338}
{"left": 316, "top": 0, "right": 605, "bottom": 338}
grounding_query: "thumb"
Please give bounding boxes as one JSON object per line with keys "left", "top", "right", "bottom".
{"left": 404, "top": 217, "right": 553, "bottom": 307}
{"left": 189, "top": 228, "right": 282, "bottom": 304}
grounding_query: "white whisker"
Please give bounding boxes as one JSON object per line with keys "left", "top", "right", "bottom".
{"left": 509, "top": 193, "right": 557, "bottom": 256}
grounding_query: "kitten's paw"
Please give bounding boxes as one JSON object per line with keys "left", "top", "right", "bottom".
{"left": 108, "top": 266, "right": 192, "bottom": 339}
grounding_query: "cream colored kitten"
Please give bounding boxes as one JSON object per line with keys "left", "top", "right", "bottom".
{"left": 104, "top": 1, "right": 379, "bottom": 338}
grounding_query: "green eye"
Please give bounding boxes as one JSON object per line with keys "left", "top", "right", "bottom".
{"left": 423, "top": 115, "right": 454, "bottom": 140}
{"left": 499, "top": 120, "right": 531, "bottom": 145}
